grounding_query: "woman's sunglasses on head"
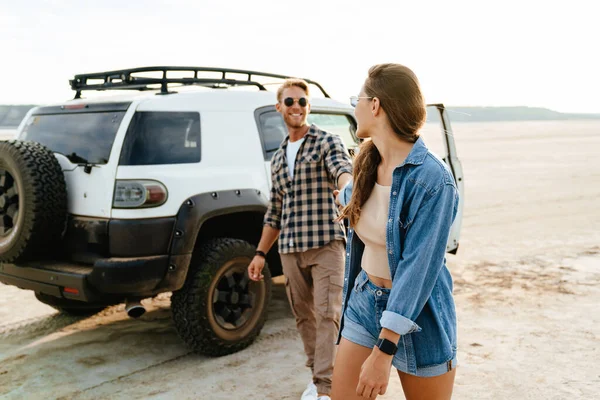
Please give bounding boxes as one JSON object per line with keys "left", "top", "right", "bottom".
{"left": 284, "top": 97, "right": 308, "bottom": 107}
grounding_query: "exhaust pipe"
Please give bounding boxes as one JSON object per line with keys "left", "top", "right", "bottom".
{"left": 125, "top": 298, "right": 146, "bottom": 318}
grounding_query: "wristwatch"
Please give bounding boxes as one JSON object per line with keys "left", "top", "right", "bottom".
{"left": 255, "top": 250, "right": 267, "bottom": 258}
{"left": 376, "top": 338, "right": 398, "bottom": 355}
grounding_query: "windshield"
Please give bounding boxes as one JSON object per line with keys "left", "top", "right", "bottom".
{"left": 21, "top": 110, "right": 127, "bottom": 165}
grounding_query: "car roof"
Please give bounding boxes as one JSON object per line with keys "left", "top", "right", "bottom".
{"left": 43, "top": 88, "right": 354, "bottom": 113}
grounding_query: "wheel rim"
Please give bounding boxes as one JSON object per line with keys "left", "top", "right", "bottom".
{"left": 0, "top": 169, "right": 20, "bottom": 238}
{"left": 207, "top": 256, "right": 267, "bottom": 340}
{"left": 213, "top": 268, "right": 253, "bottom": 329}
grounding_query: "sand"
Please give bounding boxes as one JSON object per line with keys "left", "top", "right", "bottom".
{"left": 1, "top": 120, "right": 599, "bottom": 399}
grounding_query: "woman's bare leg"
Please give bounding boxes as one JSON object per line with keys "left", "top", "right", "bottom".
{"left": 397, "top": 368, "right": 456, "bottom": 400}
{"left": 330, "top": 338, "right": 373, "bottom": 400}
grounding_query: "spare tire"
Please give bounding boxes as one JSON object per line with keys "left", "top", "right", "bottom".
{"left": 0, "top": 140, "right": 68, "bottom": 263}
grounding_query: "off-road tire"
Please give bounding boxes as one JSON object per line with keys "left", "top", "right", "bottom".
{"left": 35, "top": 292, "right": 107, "bottom": 316}
{"left": 171, "top": 238, "right": 271, "bottom": 356}
{"left": 0, "top": 140, "right": 67, "bottom": 262}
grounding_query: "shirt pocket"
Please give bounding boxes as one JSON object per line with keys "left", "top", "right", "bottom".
{"left": 296, "top": 152, "right": 323, "bottom": 182}
{"left": 300, "top": 152, "right": 322, "bottom": 164}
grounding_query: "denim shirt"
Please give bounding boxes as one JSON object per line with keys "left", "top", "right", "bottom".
{"left": 337, "top": 138, "right": 460, "bottom": 369}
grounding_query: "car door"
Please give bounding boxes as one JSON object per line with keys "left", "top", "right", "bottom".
{"left": 422, "top": 104, "right": 464, "bottom": 254}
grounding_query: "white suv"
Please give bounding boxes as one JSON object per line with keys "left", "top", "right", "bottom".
{"left": 0, "top": 66, "right": 463, "bottom": 356}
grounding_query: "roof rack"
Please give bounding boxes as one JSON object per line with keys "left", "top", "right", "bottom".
{"left": 69, "top": 66, "right": 331, "bottom": 99}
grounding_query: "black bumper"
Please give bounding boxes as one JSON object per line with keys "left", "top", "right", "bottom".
{"left": 0, "top": 253, "right": 191, "bottom": 302}
{"left": 64, "top": 216, "right": 176, "bottom": 260}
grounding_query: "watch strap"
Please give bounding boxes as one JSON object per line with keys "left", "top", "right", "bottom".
{"left": 255, "top": 250, "right": 267, "bottom": 258}
{"left": 376, "top": 338, "right": 398, "bottom": 355}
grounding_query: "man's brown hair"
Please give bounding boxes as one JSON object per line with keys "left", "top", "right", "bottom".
{"left": 277, "top": 78, "right": 310, "bottom": 102}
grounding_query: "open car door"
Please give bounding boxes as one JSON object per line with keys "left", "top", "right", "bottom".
{"left": 421, "top": 104, "right": 464, "bottom": 254}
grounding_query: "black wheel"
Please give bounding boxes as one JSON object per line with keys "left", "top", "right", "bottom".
{"left": 171, "top": 238, "right": 271, "bottom": 356}
{"left": 35, "top": 292, "right": 107, "bottom": 316}
{"left": 0, "top": 140, "right": 67, "bottom": 262}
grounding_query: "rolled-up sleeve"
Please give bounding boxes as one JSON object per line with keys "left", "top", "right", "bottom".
{"left": 381, "top": 182, "right": 459, "bottom": 335}
{"left": 324, "top": 134, "right": 353, "bottom": 186}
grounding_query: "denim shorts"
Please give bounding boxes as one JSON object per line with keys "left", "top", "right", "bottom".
{"left": 341, "top": 269, "right": 457, "bottom": 377}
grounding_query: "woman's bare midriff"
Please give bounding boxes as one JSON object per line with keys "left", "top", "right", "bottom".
{"left": 366, "top": 271, "right": 393, "bottom": 289}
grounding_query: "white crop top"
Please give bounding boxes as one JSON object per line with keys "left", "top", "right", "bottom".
{"left": 354, "top": 182, "right": 392, "bottom": 280}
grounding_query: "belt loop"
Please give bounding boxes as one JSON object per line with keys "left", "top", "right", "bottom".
{"left": 358, "top": 275, "right": 369, "bottom": 292}
{"left": 355, "top": 272, "right": 367, "bottom": 292}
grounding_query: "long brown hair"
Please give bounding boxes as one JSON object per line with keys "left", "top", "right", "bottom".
{"left": 339, "top": 63, "right": 426, "bottom": 227}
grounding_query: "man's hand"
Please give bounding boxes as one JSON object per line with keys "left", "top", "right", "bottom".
{"left": 248, "top": 255, "right": 266, "bottom": 281}
{"left": 356, "top": 347, "right": 393, "bottom": 399}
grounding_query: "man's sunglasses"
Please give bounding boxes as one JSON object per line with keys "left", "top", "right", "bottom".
{"left": 283, "top": 97, "right": 308, "bottom": 107}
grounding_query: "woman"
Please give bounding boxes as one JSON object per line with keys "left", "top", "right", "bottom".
{"left": 331, "top": 64, "right": 460, "bottom": 400}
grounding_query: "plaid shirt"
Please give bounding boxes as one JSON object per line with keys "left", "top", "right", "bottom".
{"left": 264, "top": 124, "right": 353, "bottom": 254}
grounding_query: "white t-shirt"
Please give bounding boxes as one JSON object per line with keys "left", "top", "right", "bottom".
{"left": 286, "top": 137, "right": 305, "bottom": 180}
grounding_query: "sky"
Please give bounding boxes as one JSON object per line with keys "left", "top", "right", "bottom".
{"left": 1, "top": 0, "right": 598, "bottom": 113}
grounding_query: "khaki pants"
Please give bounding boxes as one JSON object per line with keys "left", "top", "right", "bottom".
{"left": 280, "top": 239, "right": 345, "bottom": 395}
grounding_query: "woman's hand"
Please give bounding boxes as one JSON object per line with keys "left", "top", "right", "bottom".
{"left": 356, "top": 347, "right": 393, "bottom": 399}
{"left": 334, "top": 174, "right": 352, "bottom": 210}
{"left": 333, "top": 189, "right": 342, "bottom": 210}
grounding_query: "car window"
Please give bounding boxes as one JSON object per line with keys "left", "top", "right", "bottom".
{"left": 21, "top": 111, "right": 126, "bottom": 165}
{"left": 258, "top": 111, "right": 287, "bottom": 159}
{"left": 119, "top": 112, "right": 201, "bottom": 165}
{"left": 256, "top": 110, "right": 358, "bottom": 160}
{"left": 306, "top": 113, "right": 357, "bottom": 149}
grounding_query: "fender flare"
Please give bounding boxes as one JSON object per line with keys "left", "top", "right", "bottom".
{"left": 169, "top": 189, "right": 268, "bottom": 256}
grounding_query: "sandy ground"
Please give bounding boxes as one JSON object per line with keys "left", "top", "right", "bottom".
{"left": 1, "top": 120, "right": 599, "bottom": 399}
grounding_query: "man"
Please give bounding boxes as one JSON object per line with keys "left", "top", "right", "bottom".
{"left": 248, "top": 78, "right": 353, "bottom": 400}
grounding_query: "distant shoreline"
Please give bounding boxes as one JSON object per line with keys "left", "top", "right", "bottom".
{"left": 1, "top": 105, "right": 599, "bottom": 128}
{"left": 426, "top": 107, "right": 600, "bottom": 123}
